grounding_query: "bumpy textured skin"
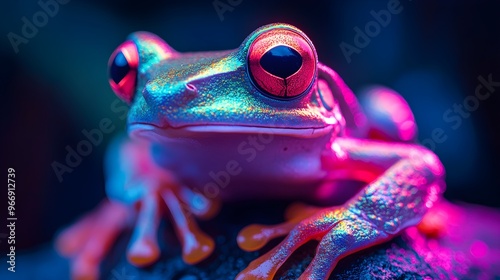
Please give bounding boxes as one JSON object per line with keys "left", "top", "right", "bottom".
{"left": 55, "top": 23, "right": 445, "bottom": 280}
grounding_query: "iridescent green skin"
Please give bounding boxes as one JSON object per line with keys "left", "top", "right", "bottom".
{"left": 57, "top": 24, "right": 446, "bottom": 280}
{"left": 128, "top": 24, "right": 333, "bottom": 131}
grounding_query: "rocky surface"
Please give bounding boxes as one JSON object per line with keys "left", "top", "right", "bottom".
{"left": 3, "top": 200, "right": 500, "bottom": 280}
{"left": 100, "top": 201, "right": 500, "bottom": 280}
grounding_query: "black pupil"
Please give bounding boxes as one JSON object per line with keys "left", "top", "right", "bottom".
{"left": 260, "top": 45, "right": 302, "bottom": 79}
{"left": 110, "top": 51, "right": 130, "bottom": 84}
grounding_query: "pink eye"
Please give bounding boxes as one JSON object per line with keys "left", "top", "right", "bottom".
{"left": 248, "top": 29, "right": 317, "bottom": 98}
{"left": 108, "top": 41, "right": 139, "bottom": 104}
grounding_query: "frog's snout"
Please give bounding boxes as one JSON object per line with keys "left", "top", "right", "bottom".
{"left": 142, "top": 81, "right": 199, "bottom": 109}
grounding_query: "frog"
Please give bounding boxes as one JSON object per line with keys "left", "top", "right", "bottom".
{"left": 56, "top": 23, "right": 445, "bottom": 280}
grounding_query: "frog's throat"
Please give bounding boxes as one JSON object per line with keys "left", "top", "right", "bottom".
{"left": 129, "top": 123, "right": 334, "bottom": 139}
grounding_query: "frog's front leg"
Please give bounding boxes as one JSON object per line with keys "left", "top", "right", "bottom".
{"left": 237, "top": 138, "right": 445, "bottom": 280}
{"left": 56, "top": 136, "right": 218, "bottom": 280}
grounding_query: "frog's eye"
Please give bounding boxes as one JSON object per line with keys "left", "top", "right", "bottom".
{"left": 248, "top": 29, "right": 317, "bottom": 98}
{"left": 108, "top": 41, "right": 139, "bottom": 104}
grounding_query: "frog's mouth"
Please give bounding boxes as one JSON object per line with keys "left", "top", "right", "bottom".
{"left": 129, "top": 123, "right": 335, "bottom": 141}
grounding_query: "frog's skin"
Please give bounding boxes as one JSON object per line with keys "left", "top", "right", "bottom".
{"left": 56, "top": 23, "right": 445, "bottom": 280}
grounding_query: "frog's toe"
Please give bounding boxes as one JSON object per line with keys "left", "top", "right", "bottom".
{"left": 284, "top": 202, "right": 323, "bottom": 221}
{"left": 161, "top": 188, "right": 215, "bottom": 264}
{"left": 237, "top": 222, "right": 296, "bottom": 252}
{"left": 59, "top": 200, "right": 130, "bottom": 280}
{"left": 299, "top": 219, "right": 385, "bottom": 280}
{"left": 237, "top": 208, "right": 340, "bottom": 280}
{"left": 237, "top": 202, "right": 322, "bottom": 252}
{"left": 56, "top": 205, "right": 100, "bottom": 257}
{"left": 127, "top": 194, "right": 161, "bottom": 266}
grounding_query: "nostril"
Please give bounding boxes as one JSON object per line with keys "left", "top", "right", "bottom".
{"left": 185, "top": 83, "right": 198, "bottom": 94}
{"left": 142, "top": 82, "right": 198, "bottom": 106}
{"left": 184, "top": 83, "right": 198, "bottom": 101}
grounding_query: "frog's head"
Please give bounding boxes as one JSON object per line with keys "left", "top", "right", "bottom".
{"left": 108, "top": 23, "right": 356, "bottom": 141}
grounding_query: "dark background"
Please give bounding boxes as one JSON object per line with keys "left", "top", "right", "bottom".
{"left": 0, "top": 0, "right": 499, "bottom": 258}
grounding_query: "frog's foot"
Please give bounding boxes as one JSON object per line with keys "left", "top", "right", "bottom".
{"left": 56, "top": 186, "right": 218, "bottom": 280}
{"left": 158, "top": 188, "right": 217, "bottom": 264}
{"left": 236, "top": 205, "right": 389, "bottom": 280}
{"left": 56, "top": 200, "right": 131, "bottom": 280}
{"left": 237, "top": 202, "right": 321, "bottom": 251}
{"left": 126, "top": 186, "right": 218, "bottom": 266}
